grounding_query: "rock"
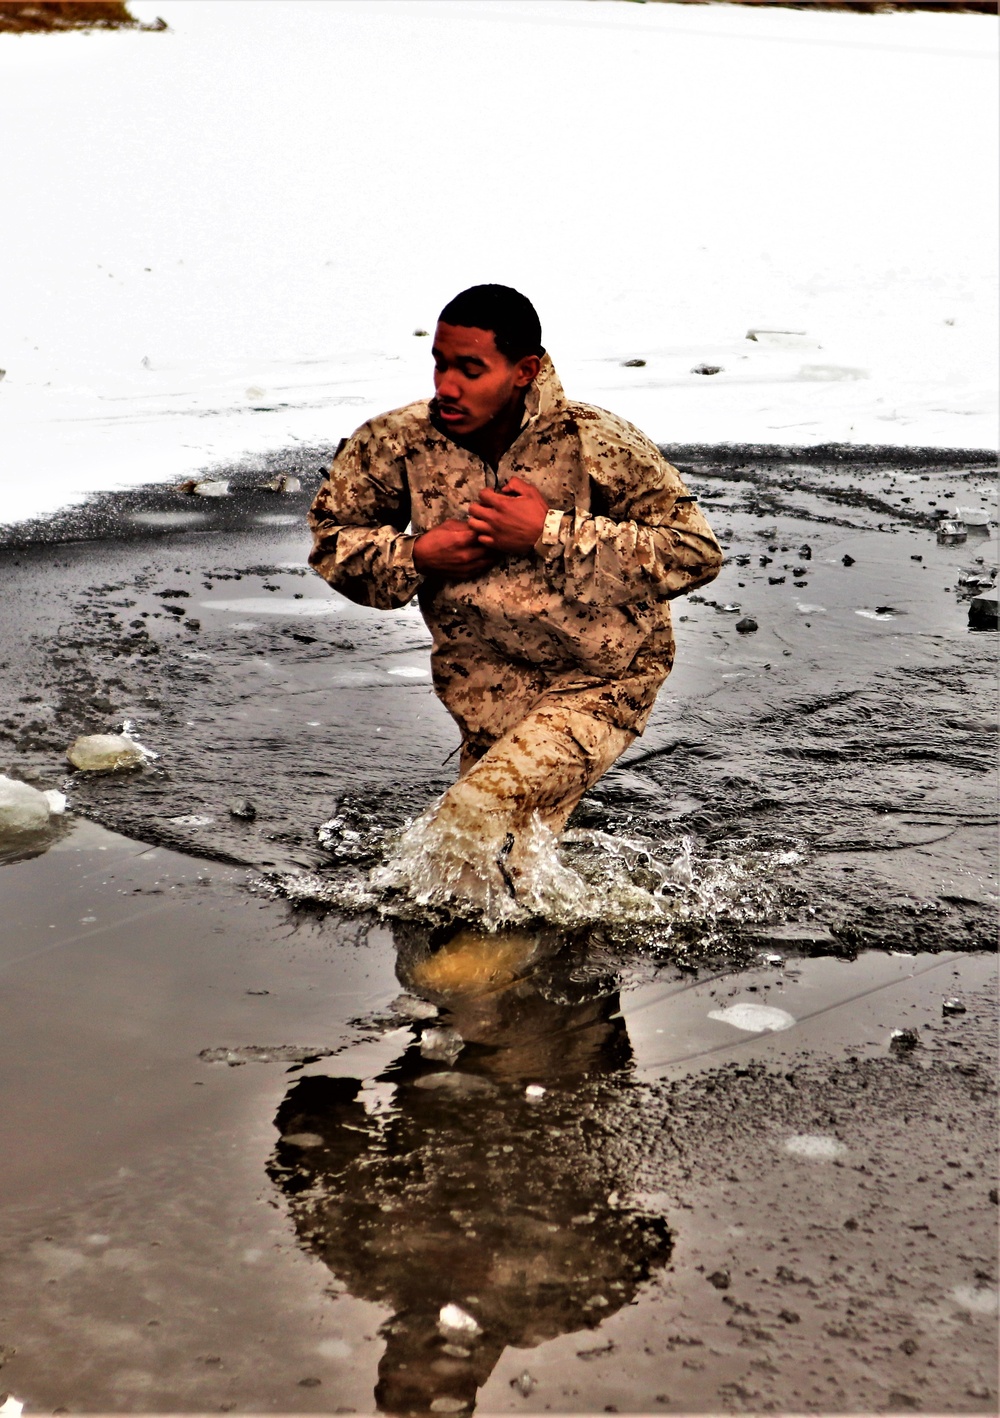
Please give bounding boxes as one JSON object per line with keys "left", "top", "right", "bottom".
{"left": 261, "top": 474, "right": 301, "bottom": 494}
{"left": 0, "top": 776, "right": 64, "bottom": 834}
{"left": 889, "top": 1028, "right": 920, "bottom": 1055}
{"left": 413, "top": 328, "right": 429, "bottom": 336}
{"left": 228, "top": 797, "right": 257, "bottom": 820}
{"left": 66, "top": 732, "right": 150, "bottom": 772}
{"left": 842, "top": 554, "right": 855, "bottom": 566}
{"left": 622, "top": 358, "right": 646, "bottom": 368}
{"left": 691, "top": 363, "right": 722, "bottom": 375}
{"left": 969, "top": 589, "right": 998, "bottom": 630}
{"left": 735, "top": 616, "right": 758, "bottom": 633}
{"left": 707, "top": 1270, "right": 730, "bottom": 1290}
{"left": 942, "top": 998, "right": 967, "bottom": 1016}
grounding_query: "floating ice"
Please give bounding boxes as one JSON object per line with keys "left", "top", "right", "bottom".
{"left": 708, "top": 1003, "right": 796, "bottom": 1033}
{"left": 387, "top": 665, "right": 430, "bottom": 678}
{"left": 0, "top": 776, "right": 64, "bottom": 834}
{"left": 856, "top": 608, "right": 896, "bottom": 621}
{"left": 952, "top": 1283, "right": 998, "bottom": 1315}
{"left": 784, "top": 1134, "right": 847, "bottom": 1161}
{"left": 191, "top": 478, "right": 229, "bottom": 497}
{"left": 0, "top": 1397, "right": 24, "bottom": 1418}
{"left": 525, "top": 1084, "right": 546, "bottom": 1100}
{"left": 202, "top": 597, "right": 343, "bottom": 617}
{"left": 438, "top": 1304, "right": 482, "bottom": 1338}
{"left": 129, "top": 510, "right": 208, "bottom": 528}
{"left": 389, "top": 993, "right": 439, "bottom": 1021}
{"left": 168, "top": 815, "right": 215, "bottom": 827}
{"left": 419, "top": 1026, "right": 463, "bottom": 1065}
{"left": 66, "top": 731, "right": 154, "bottom": 772}
{"left": 955, "top": 506, "right": 991, "bottom": 527}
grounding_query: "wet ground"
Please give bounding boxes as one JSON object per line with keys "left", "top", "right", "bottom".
{"left": 0, "top": 443, "right": 997, "bottom": 1413}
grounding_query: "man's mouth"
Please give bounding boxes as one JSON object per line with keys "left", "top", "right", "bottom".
{"left": 437, "top": 404, "right": 467, "bottom": 424}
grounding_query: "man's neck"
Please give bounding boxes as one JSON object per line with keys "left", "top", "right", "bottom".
{"left": 462, "top": 390, "right": 528, "bottom": 472}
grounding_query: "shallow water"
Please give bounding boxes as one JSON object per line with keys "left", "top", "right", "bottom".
{"left": 0, "top": 817, "right": 996, "bottom": 1413}
{"left": 0, "top": 446, "right": 997, "bottom": 1412}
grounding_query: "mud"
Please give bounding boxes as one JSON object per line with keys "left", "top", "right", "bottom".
{"left": 0, "top": 443, "right": 997, "bottom": 1413}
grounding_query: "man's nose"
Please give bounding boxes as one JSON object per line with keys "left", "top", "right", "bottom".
{"left": 435, "top": 368, "right": 463, "bottom": 403}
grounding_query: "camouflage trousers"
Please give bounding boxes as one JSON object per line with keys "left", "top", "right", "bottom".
{"left": 376, "top": 657, "right": 639, "bottom": 918}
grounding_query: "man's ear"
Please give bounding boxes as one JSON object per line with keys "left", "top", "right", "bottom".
{"left": 512, "top": 353, "right": 541, "bottom": 389}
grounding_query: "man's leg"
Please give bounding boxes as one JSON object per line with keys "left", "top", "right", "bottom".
{"left": 376, "top": 695, "right": 633, "bottom": 917}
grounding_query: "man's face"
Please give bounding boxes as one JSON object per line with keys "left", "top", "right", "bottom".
{"left": 431, "top": 322, "right": 537, "bottom": 437}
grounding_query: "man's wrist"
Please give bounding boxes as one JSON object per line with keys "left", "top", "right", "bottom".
{"left": 534, "top": 508, "right": 569, "bottom": 560}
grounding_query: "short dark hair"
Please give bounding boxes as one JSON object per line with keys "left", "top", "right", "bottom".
{"left": 438, "top": 284, "right": 543, "bottom": 363}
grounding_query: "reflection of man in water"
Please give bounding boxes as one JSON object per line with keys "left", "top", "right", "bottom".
{"left": 268, "top": 927, "right": 672, "bottom": 1416}
{"left": 308, "top": 286, "right": 721, "bottom": 907}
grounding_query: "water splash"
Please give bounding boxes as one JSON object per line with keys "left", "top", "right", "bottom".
{"left": 255, "top": 796, "right": 801, "bottom": 958}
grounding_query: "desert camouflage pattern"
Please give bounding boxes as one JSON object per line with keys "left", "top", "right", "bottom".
{"left": 308, "top": 353, "right": 722, "bottom": 741}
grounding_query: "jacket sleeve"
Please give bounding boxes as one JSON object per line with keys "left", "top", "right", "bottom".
{"left": 533, "top": 425, "right": 723, "bottom": 607}
{"left": 308, "top": 425, "right": 423, "bottom": 610}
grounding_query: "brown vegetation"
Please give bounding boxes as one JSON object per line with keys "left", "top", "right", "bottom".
{"left": 0, "top": 2, "right": 165, "bottom": 33}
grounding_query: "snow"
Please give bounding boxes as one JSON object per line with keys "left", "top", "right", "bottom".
{"left": 1, "top": 0, "right": 996, "bottom": 527}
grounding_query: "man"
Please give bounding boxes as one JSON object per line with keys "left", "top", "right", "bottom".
{"left": 308, "top": 285, "right": 722, "bottom": 915}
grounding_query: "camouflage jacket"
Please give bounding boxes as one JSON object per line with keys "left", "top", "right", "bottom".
{"left": 308, "top": 355, "right": 722, "bottom": 733}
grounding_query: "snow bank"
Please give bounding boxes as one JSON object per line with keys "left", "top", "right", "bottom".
{"left": 1, "top": 0, "right": 996, "bottom": 525}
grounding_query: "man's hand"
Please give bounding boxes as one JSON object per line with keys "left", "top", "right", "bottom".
{"left": 412, "top": 518, "right": 497, "bottom": 579}
{"left": 467, "top": 476, "right": 549, "bottom": 555}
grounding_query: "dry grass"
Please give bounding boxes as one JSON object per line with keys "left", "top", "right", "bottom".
{"left": 0, "top": 2, "right": 166, "bottom": 33}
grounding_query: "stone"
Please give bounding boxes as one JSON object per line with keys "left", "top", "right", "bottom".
{"left": 735, "top": 616, "right": 758, "bottom": 634}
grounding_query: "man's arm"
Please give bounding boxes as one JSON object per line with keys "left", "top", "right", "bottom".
{"left": 308, "top": 427, "right": 425, "bottom": 610}
{"left": 308, "top": 426, "right": 496, "bottom": 606}
{"left": 533, "top": 425, "right": 723, "bottom": 606}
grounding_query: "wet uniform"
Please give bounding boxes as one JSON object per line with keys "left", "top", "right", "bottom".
{"left": 308, "top": 354, "right": 722, "bottom": 881}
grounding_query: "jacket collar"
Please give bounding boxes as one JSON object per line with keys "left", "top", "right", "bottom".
{"left": 521, "top": 351, "right": 565, "bottom": 430}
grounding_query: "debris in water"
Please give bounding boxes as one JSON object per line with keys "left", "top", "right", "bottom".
{"left": 784, "top": 1134, "right": 847, "bottom": 1161}
{"left": 199, "top": 1044, "right": 335, "bottom": 1066}
{"left": 419, "top": 1026, "right": 464, "bottom": 1064}
{"left": 937, "top": 519, "right": 967, "bottom": 545}
{"left": 942, "top": 998, "right": 967, "bottom": 1016}
{"left": 261, "top": 474, "right": 302, "bottom": 494}
{"left": 0, "top": 776, "right": 65, "bottom": 834}
{"left": 438, "top": 1304, "right": 482, "bottom": 1339}
{"left": 414, "top": 1072, "right": 497, "bottom": 1098}
{"left": 708, "top": 1003, "right": 796, "bottom": 1033}
{"left": 228, "top": 797, "right": 257, "bottom": 820}
{"left": 735, "top": 616, "right": 758, "bottom": 633}
{"left": 66, "top": 730, "right": 153, "bottom": 772}
{"left": 179, "top": 478, "right": 230, "bottom": 498}
{"left": 389, "top": 993, "right": 439, "bottom": 1021}
{"left": 968, "top": 590, "right": 998, "bottom": 630}
{"left": 955, "top": 506, "right": 991, "bottom": 527}
{"left": 511, "top": 1371, "right": 537, "bottom": 1398}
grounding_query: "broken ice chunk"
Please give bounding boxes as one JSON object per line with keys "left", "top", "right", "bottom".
{"left": 66, "top": 732, "right": 153, "bottom": 772}
{"left": 708, "top": 1003, "right": 795, "bottom": 1033}
{"left": 0, "top": 775, "right": 60, "bottom": 834}
{"left": 419, "top": 1027, "right": 463, "bottom": 1064}
{"left": 438, "top": 1304, "right": 482, "bottom": 1339}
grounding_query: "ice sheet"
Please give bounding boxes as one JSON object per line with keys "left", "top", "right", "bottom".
{"left": 1, "top": 0, "right": 996, "bottom": 525}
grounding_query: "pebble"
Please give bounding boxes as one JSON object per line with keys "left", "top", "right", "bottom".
{"left": 735, "top": 616, "right": 758, "bottom": 634}
{"left": 942, "top": 998, "right": 967, "bottom": 1016}
{"left": 228, "top": 797, "right": 257, "bottom": 820}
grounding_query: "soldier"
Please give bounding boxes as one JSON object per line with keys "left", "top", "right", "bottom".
{"left": 308, "top": 285, "right": 722, "bottom": 914}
